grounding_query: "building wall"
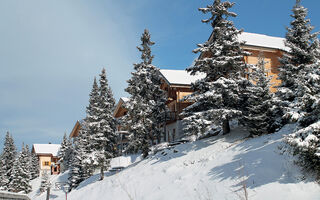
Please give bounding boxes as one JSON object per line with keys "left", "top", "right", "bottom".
{"left": 38, "top": 156, "right": 52, "bottom": 171}
{"left": 244, "top": 48, "right": 283, "bottom": 92}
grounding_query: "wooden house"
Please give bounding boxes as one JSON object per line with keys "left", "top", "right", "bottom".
{"left": 159, "top": 32, "right": 287, "bottom": 141}
{"left": 32, "top": 144, "right": 61, "bottom": 175}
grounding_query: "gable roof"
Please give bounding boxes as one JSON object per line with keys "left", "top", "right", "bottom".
{"left": 113, "top": 97, "right": 129, "bottom": 118}
{"left": 69, "top": 120, "right": 81, "bottom": 138}
{"left": 33, "top": 144, "right": 61, "bottom": 157}
{"left": 238, "top": 32, "right": 288, "bottom": 51}
{"left": 159, "top": 69, "right": 205, "bottom": 86}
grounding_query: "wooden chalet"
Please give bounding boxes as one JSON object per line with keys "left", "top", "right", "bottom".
{"left": 32, "top": 144, "right": 61, "bottom": 175}
{"left": 159, "top": 32, "right": 287, "bottom": 141}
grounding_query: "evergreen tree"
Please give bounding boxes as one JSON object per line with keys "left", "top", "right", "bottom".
{"left": 182, "top": 0, "right": 249, "bottom": 137}
{"left": 98, "top": 68, "right": 117, "bottom": 158}
{"left": 284, "top": 0, "right": 320, "bottom": 178}
{"left": 125, "top": 29, "right": 167, "bottom": 157}
{"left": 86, "top": 78, "right": 101, "bottom": 151}
{"left": 277, "top": 0, "right": 320, "bottom": 122}
{"left": 68, "top": 126, "right": 91, "bottom": 189}
{"left": 0, "top": 132, "right": 17, "bottom": 190}
{"left": 85, "top": 70, "right": 116, "bottom": 180}
{"left": 0, "top": 153, "right": 6, "bottom": 190}
{"left": 25, "top": 144, "right": 40, "bottom": 180}
{"left": 39, "top": 171, "right": 51, "bottom": 193}
{"left": 30, "top": 151, "right": 40, "bottom": 180}
{"left": 58, "top": 133, "right": 74, "bottom": 172}
{"left": 242, "top": 54, "right": 275, "bottom": 136}
{"left": 9, "top": 145, "right": 32, "bottom": 194}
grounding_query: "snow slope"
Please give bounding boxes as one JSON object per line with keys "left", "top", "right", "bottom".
{"left": 32, "top": 125, "right": 320, "bottom": 200}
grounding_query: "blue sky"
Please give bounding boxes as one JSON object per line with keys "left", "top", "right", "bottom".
{"left": 0, "top": 0, "right": 319, "bottom": 150}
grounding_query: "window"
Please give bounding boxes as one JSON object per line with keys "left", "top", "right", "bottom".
{"left": 43, "top": 161, "right": 50, "bottom": 166}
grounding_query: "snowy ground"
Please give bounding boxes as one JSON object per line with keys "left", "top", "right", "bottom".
{"left": 30, "top": 125, "right": 320, "bottom": 200}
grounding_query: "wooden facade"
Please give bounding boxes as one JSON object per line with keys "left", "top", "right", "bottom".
{"left": 243, "top": 45, "right": 283, "bottom": 92}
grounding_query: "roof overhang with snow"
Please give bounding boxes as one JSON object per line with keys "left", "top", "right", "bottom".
{"left": 207, "top": 31, "right": 288, "bottom": 52}
{"left": 159, "top": 69, "right": 205, "bottom": 87}
{"left": 239, "top": 32, "right": 289, "bottom": 52}
{"left": 32, "top": 144, "right": 61, "bottom": 157}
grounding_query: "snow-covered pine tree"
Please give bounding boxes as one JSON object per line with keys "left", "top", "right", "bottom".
{"left": 58, "top": 133, "right": 68, "bottom": 166}
{"left": 25, "top": 144, "right": 31, "bottom": 171}
{"left": 242, "top": 53, "right": 275, "bottom": 136}
{"left": 9, "top": 144, "right": 32, "bottom": 194}
{"left": 85, "top": 70, "right": 116, "bottom": 180}
{"left": 58, "top": 133, "right": 74, "bottom": 172}
{"left": 284, "top": 0, "right": 320, "bottom": 179}
{"left": 98, "top": 68, "right": 117, "bottom": 158}
{"left": 0, "top": 132, "right": 17, "bottom": 190}
{"left": 142, "top": 45, "right": 167, "bottom": 144}
{"left": 182, "top": 0, "right": 249, "bottom": 136}
{"left": 0, "top": 153, "right": 6, "bottom": 191}
{"left": 30, "top": 151, "right": 40, "bottom": 180}
{"left": 39, "top": 171, "right": 51, "bottom": 193}
{"left": 277, "top": 0, "right": 320, "bottom": 122}
{"left": 25, "top": 144, "right": 39, "bottom": 180}
{"left": 125, "top": 29, "right": 167, "bottom": 157}
{"left": 86, "top": 77, "right": 100, "bottom": 148}
{"left": 68, "top": 126, "right": 91, "bottom": 189}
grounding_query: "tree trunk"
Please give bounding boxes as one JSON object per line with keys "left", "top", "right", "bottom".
{"left": 100, "top": 165, "right": 104, "bottom": 181}
{"left": 223, "top": 118, "right": 230, "bottom": 135}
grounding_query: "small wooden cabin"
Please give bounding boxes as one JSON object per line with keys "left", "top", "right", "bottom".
{"left": 32, "top": 144, "right": 61, "bottom": 175}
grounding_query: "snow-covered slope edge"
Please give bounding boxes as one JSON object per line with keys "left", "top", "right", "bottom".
{"left": 35, "top": 125, "right": 320, "bottom": 200}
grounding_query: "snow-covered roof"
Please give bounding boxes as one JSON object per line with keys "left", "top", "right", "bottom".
{"left": 238, "top": 32, "right": 288, "bottom": 51}
{"left": 159, "top": 69, "right": 205, "bottom": 86}
{"left": 120, "top": 97, "right": 129, "bottom": 102}
{"left": 33, "top": 144, "right": 61, "bottom": 157}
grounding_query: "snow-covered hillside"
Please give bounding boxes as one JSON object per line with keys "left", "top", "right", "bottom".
{"left": 31, "top": 125, "right": 320, "bottom": 200}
